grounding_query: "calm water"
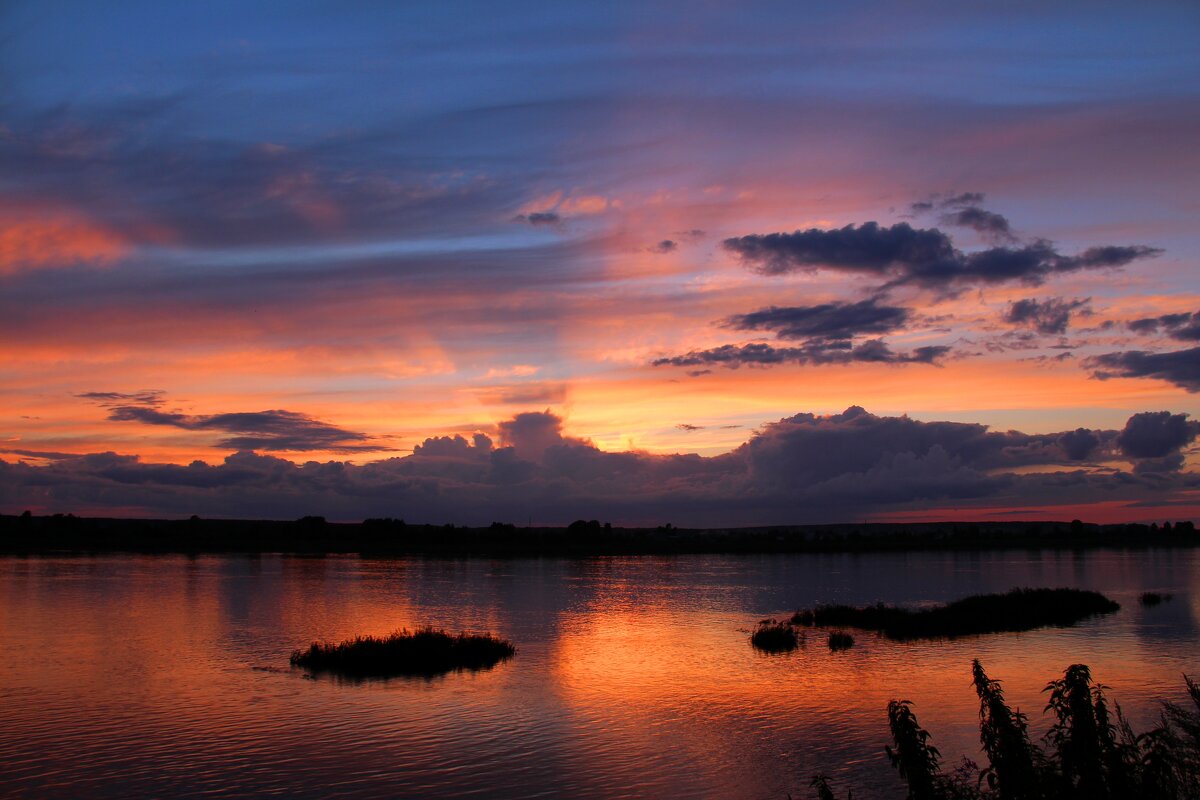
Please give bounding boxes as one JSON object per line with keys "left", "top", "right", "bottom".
{"left": 2, "top": 549, "right": 1198, "bottom": 799}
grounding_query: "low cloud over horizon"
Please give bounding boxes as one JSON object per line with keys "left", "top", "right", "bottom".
{"left": 4, "top": 406, "right": 1198, "bottom": 527}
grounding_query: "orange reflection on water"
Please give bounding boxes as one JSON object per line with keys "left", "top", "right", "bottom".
{"left": 2, "top": 551, "right": 1197, "bottom": 798}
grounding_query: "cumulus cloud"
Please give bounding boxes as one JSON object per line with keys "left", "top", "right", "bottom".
{"left": 97, "top": 402, "right": 385, "bottom": 453}
{"left": 1004, "top": 297, "right": 1090, "bottom": 334}
{"left": 1116, "top": 411, "right": 1200, "bottom": 460}
{"left": 495, "top": 410, "right": 592, "bottom": 462}
{"left": 728, "top": 298, "right": 909, "bottom": 341}
{"left": 1088, "top": 347, "right": 1200, "bottom": 393}
{"left": 722, "top": 221, "right": 1159, "bottom": 289}
{"left": 5, "top": 407, "right": 1196, "bottom": 526}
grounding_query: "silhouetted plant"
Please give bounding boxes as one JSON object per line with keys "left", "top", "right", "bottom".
{"left": 1043, "top": 663, "right": 1138, "bottom": 798}
{"left": 751, "top": 619, "right": 799, "bottom": 652}
{"left": 808, "top": 774, "right": 850, "bottom": 800}
{"left": 887, "top": 700, "right": 943, "bottom": 800}
{"left": 972, "top": 660, "right": 1044, "bottom": 799}
{"left": 812, "top": 663, "right": 1200, "bottom": 800}
{"left": 1141, "top": 592, "right": 1173, "bottom": 606}
{"left": 1156, "top": 676, "right": 1200, "bottom": 795}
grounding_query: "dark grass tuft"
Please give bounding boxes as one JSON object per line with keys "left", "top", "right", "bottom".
{"left": 827, "top": 631, "right": 854, "bottom": 651}
{"left": 1140, "top": 591, "right": 1174, "bottom": 606}
{"left": 789, "top": 587, "right": 1119, "bottom": 641}
{"left": 751, "top": 619, "right": 800, "bottom": 652}
{"left": 290, "top": 627, "right": 515, "bottom": 677}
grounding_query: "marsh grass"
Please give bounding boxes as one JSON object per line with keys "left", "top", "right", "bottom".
{"left": 827, "top": 631, "right": 854, "bottom": 651}
{"left": 290, "top": 627, "right": 515, "bottom": 677}
{"left": 751, "top": 619, "right": 801, "bottom": 652}
{"left": 790, "top": 588, "right": 1118, "bottom": 641}
{"left": 1141, "top": 591, "right": 1174, "bottom": 606}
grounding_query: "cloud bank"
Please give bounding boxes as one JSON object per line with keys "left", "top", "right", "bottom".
{"left": 4, "top": 407, "right": 1196, "bottom": 526}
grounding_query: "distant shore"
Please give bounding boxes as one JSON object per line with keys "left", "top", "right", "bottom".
{"left": 1, "top": 513, "right": 1196, "bottom": 557}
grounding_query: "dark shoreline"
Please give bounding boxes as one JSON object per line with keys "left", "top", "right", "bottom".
{"left": 1, "top": 513, "right": 1196, "bottom": 557}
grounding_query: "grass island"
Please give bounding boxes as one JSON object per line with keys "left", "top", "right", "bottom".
{"left": 290, "top": 627, "right": 515, "bottom": 678}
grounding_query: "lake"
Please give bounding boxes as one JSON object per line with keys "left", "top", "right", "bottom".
{"left": 2, "top": 549, "right": 1197, "bottom": 798}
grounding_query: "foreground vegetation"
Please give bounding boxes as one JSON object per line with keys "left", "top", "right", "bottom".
{"left": 811, "top": 661, "right": 1200, "bottom": 800}
{"left": 790, "top": 588, "right": 1119, "bottom": 640}
{"left": 290, "top": 627, "right": 515, "bottom": 677}
{"left": 752, "top": 620, "right": 801, "bottom": 652}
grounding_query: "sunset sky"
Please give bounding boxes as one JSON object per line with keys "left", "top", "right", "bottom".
{"left": 3, "top": 2, "right": 1200, "bottom": 525}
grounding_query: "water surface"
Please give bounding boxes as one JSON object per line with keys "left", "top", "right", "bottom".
{"left": 2, "top": 549, "right": 1197, "bottom": 798}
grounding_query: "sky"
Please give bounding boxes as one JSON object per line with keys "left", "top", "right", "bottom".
{"left": 3, "top": 1, "right": 1200, "bottom": 525}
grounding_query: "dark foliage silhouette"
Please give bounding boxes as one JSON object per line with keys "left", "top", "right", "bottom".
{"left": 790, "top": 588, "right": 1118, "bottom": 640}
{"left": 811, "top": 663, "right": 1200, "bottom": 800}
{"left": 751, "top": 619, "right": 800, "bottom": 652}
{"left": 828, "top": 631, "right": 854, "bottom": 651}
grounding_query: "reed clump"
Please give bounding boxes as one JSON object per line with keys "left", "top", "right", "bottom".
{"left": 790, "top": 588, "right": 1119, "bottom": 641}
{"left": 1141, "top": 591, "right": 1174, "bottom": 606}
{"left": 811, "top": 661, "right": 1200, "bottom": 800}
{"left": 751, "top": 619, "right": 801, "bottom": 652}
{"left": 827, "top": 631, "right": 854, "bottom": 651}
{"left": 290, "top": 627, "right": 515, "bottom": 677}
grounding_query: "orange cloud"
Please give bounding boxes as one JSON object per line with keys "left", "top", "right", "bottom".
{"left": 0, "top": 210, "right": 127, "bottom": 274}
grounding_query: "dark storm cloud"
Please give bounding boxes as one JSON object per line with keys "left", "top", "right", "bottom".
{"left": 728, "top": 298, "right": 910, "bottom": 341}
{"left": 1088, "top": 347, "right": 1200, "bottom": 393}
{"left": 722, "top": 222, "right": 1160, "bottom": 289}
{"left": 1128, "top": 311, "right": 1200, "bottom": 341}
{"left": 651, "top": 340, "right": 950, "bottom": 369}
{"left": 104, "top": 405, "right": 385, "bottom": 453}
{"left": 1004, "top": 297, "right": 1090, "bottom": 334}
{"left": 5, "top": 407, "right": 1196, "bottom": 526}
